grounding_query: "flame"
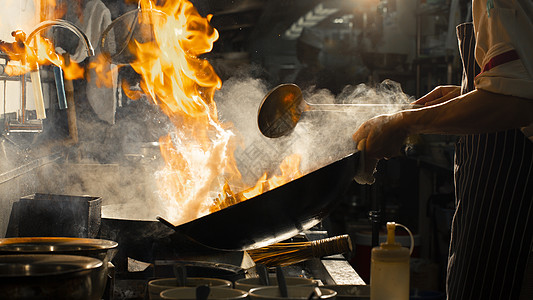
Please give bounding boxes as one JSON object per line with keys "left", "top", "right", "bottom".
{"left": 87, "top": 54, "right": 118, "bottom": 88}
{"left": 0, "top": 1, "right": 85, "bottom": 79}
{"left": 121, "top": 79, "right": 144, "bottom": 100}
{"left": 240, "top": 154, "right": 302, "bottom": 200}
{"left": 127, "top": 0, "right": 304, "bottom": 225}
{"left": 2, "top": 0, "right": 304, "bottom": 225}
{"left": 30, "top": 35, "right": 85, "bottom": 79}
{"left": 0, "top": 34, "right": 85, "bottom": 79}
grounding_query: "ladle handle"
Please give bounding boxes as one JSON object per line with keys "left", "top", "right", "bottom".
{"left": 306, "top": 102, "right": 421, "bottom": 113}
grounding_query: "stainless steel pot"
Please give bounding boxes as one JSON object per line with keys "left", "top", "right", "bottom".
{"left": 0, "top": 237, "right": 118, "bottom": 300}
{"left": 0, "top": 254, "right": 104, "bottom": 300}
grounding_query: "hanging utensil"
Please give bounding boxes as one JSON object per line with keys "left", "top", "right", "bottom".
{"left": 53, "top": 65, "right": 67, "bottom": 109}
{"left": 100, "top": 7, "right": 167, "bottom": 65}
{"left": 257, "top": 83, "right": 419, "bottom": 138}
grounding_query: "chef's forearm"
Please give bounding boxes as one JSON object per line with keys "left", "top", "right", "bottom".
{"left": 401, "top": 89, "right": 533, "bottom": 136}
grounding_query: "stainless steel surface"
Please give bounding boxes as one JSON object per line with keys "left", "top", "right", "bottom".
{"left": 320, "top": 257, "right": 365, "bottom": 285}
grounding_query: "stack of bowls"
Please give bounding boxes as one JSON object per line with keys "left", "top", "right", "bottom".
{"left": 248, "top": 286, "right": 337, "bottom": 300}
{"left": 148, "top": 277, "right": 233, "bottom": 300}
{"left": 160, "top": 287, "right": 248, "bottom": 300}
{"left": 234, "top": 276, "right": 317, "bottom": 292}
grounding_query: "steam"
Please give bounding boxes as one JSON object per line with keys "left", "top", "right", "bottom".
{"left": 26, "top": 73, "right": 412, "bottom": 224}
{"left": 216, "top": 77, "right": 413, "bottom": 186}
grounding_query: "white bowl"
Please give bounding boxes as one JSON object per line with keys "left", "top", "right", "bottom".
{"left": 322, "top": 285, "right": 369, "bottom": 299}
{"left": 148, "top": 278, "right": 232, "bottom": 300}
{"left": 249, "top": 286, "right": 337, "bottom": 300}
{"left": 160, "top": 287, "right": 248, "bottom": 300}
{"left": 234, "top": 276, "right": 317, "bottom": 291}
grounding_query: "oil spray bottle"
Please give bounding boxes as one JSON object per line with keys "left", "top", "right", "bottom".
{"left": 370, "top": 222, "right": 414, "bottom": 300}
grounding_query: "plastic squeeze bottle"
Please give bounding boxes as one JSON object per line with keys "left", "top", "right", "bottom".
{"left": 370, "top": 222, "right": 413, "bottom": 300}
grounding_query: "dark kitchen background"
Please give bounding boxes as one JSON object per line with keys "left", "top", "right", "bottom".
{"left": 0, "top": 0, "right": 468, "bottom": 298}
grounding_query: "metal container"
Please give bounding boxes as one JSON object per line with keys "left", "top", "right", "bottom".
{"left": 0, "top": 237, "right": 118, "bottom": 300}
{"left": 8, "top": 193, "right": 102, "bottom": 238}
{"left": 100, "top": 203, "right": 176, "bottom": 272}
{"left": 0, "top": 254, "right": 104, "bottom": 300}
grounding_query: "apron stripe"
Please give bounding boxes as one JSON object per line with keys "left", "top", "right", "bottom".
{"left": 448, "top": 22, "right": 533, "bottom": 300}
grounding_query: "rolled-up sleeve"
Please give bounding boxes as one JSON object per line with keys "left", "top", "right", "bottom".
{"left": 473, "top": 0, "right": 533, "bottom": 139}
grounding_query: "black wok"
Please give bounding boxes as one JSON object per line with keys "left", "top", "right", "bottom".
{"left": 99, "top": 204, "right": 176, "bottom": 271}
{"left": 99, "top": 204, "right": 236, "bottom": 271}
{"left": 160, "top": 152, "right": 360, "bottom": 251}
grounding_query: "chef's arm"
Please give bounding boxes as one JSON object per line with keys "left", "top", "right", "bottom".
{"left": 353, "top": 88, "right": 533, "bottom": 159}
{"left": 405, "top": 88, "right": 533, "bottom": 135}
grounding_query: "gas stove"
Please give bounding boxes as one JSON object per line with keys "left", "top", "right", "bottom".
{"left": 110, "top": 230, "right": 364, "bottom": 300}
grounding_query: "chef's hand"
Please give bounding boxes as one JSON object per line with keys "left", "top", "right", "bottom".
{"left": 413, "top": 85, "right": 460, "bottom": 106}
{"left": 352, "top": 113, "right": 409, "bottom": 161}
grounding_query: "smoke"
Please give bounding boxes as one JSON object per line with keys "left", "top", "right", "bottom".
{"left": 29, "top": 71, "right": 413, "bottom": 224}
{"left": 215, "top": 77, "right": 413, "bottom": 186}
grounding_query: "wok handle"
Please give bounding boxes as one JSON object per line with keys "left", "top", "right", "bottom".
{"left": 310, "top": 234, "right": 352, "bottom": 258}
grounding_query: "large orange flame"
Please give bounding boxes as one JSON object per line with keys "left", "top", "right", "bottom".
{"left": 1, "top": 0, "right": 302, "bottom": 225}
{"left": 129, "top": 0, "right": 303, "bottom": 225}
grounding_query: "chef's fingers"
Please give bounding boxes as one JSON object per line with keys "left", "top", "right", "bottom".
{"left": 354, "top": 157, "right": 377, "bottom": 185}
{"left": 353, "top": 123, "right": 371, "bottom": 150}
{"left": 413, "top": 85, "right": 460, "bottom": 106}
{"left": 354, "top": 138, "right": 377, "bottom": 185}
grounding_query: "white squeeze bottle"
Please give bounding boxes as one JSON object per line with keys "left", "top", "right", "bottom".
{"left": 370, "top": 222, "right": 414, "bottom": 300}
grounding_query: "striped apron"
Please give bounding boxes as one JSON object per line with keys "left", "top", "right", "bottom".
{"left": 447, "top": 23, "right": 533, "bottom": 300}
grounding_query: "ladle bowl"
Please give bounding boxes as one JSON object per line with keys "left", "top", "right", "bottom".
{"left": 257, "top": 83, "right": 419, "bottom": 138}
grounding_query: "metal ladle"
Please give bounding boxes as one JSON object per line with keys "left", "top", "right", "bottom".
{"left": 257, "top": 83, "right": 418, "bottom": 138}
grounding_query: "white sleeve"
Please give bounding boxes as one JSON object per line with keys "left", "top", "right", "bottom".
{"left": 473, "top": 0, "right": 533, "bottom": 140}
